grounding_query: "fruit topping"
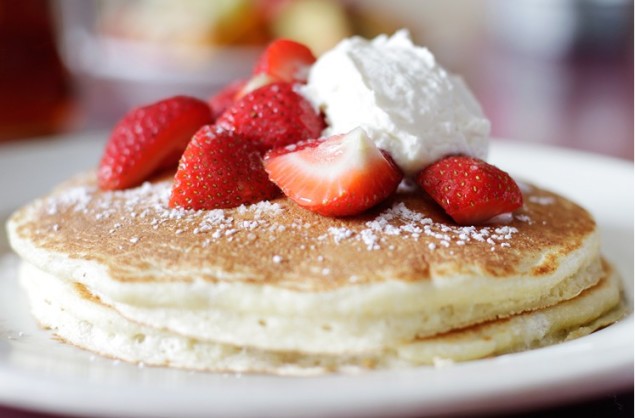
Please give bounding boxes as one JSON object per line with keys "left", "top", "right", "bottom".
{"left": 169, "top": 125, "right": 279, "bottom": 210}
{"left": 263, "top": 128, "right": 403, "bottom": 217}
{"left": 237, "top": 73, "right": 277, "bottom": 97}
{"left": 216, "top": 82, "right": 325, "bottom": 153}
{"left": 95, "top": 37, "right": 518, "bottom": 225}
{"left": 252, "top": 38, "right": 316, "bottom": 83}
{"left": 98, "top": 96, "right": 212, "bottom": 191}
{"left": 208, "top": 79, "right": 247, "bottom": 121}
{"left": 236, "top": 38, "right": 316, "bottom": 97}
{"left": 215, "top": 39, "right": 315, "bottom": 111}
{"left": 416, "top": 155, "right": 523, "bottom": 225}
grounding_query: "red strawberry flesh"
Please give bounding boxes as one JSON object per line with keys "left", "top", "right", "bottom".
{"left": 216, "top": 82, "right": 325, "bottom": 153}
{"left": 253, "top": 39, "right": 316, "bottom": 83}
{"left": 208, "top": 79, "right": 247, "bottom": 121}
{"left": 417, "top": 155, "right": 523, "bottom": 224}
{"left": 169, "top": 125, "right": 279, "bottom": 210}
{"left": 98, "top": 96, "right": 212, "bottom": 190}
{"left": 264, "top": 128, "right": 403, "bottom": 217}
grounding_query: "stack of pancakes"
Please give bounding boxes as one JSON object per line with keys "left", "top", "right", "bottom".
{"left": 7, "top": 172, "right": 626, "bottom": 375}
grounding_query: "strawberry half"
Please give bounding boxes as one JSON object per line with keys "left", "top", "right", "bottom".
{"left": 169, "top": 125, "right": 279, "bottom": 210}
{"left": 416, "top": 155, "right": 523, "bottom": 225}
{"left": 263, "top": 128, "right": 403, "bottom": 217}
{"left": 252, "top": 38, "right": 316, "bottom": 83}
{"left": 208, "top": 79, "right": 247, "bottom": 121}
{"left": 98, "top": 96, "right": 212, "bottom": 190}
{"left": 216, "top": 82, "right": 325, "bottom": 153}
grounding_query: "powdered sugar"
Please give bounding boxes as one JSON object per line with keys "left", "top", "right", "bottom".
{"left": 41, "top": 180, "right": 287, "bottom": 245}
{"left": 514, "top": 214, "right": 532, "bottom": 223}
{"left": 42, "top": 179, "right": 524, "bottom": 254}
{"left": 326, "top": 227, "right": 354, "bottom": 244}
{"left": 45, "top": 186, "right": 92, "bottom": 215}
{"left": 529, "top": 195, "right": 556, "bottom": 205}
{"left": 319, "top": 202, "right": 521, "bottom": 251}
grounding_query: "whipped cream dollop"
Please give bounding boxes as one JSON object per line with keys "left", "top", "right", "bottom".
{"left": 301, "top": 30, "right": 491, "bottom": 176}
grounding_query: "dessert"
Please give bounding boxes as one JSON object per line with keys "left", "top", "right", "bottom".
{"left": 6, "top": 32, "right": 626, "bottom": 375}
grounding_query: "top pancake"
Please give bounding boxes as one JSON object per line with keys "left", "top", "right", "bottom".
{"left": 8, "top": 171, "right": 596, "bottom": 292}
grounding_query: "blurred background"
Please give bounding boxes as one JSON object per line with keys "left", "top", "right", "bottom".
{"left": 0, "top": 0, "right": 632, "bottom": 159}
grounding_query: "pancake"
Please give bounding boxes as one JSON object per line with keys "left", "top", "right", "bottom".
{"left": 7, "top": 171, "right": 627, "bottom": 373}
{"left": 18, "top": 259, "right": 624, "bottom": 375}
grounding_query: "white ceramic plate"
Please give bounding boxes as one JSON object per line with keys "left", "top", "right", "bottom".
{"left": 0, "top": 134, "right": 632, "bottom": 418}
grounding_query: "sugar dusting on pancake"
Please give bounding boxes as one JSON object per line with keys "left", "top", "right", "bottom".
{"left": 10, "top": 171, "right": 596, "bottom": 290}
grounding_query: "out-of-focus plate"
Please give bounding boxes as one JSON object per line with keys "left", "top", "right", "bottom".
{"left": 56, "top": 0, "right": 260, "bottom": 86}
{"left": 0, "top": 134, "right": 632, "bottom": 418}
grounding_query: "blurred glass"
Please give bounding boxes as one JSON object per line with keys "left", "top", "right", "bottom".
{"left": 0, "top": 0, "right": 73, "bottom": 141}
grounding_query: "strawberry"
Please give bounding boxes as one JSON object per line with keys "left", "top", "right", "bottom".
{"left": 416, "top": 155, "right": 523, "bottom": 225}
{"left": 98, "top": 96, "right": 212, "bottom": 190}
{"left": 208, "top": 79, "right": 247, "bottom": 121}
{"left": 252, "top": 39, "right": 316, "bottom": 83}
{"left": 237, "top": 73, "right": 277, "bottom": 97}
{"left": 231, "top": 39, "right": 315, "bottom": 98}
{"left": 216, "top": 82, "right": 325, "bottom": 153}
{"left": 169, "top": 125, "right": 279, "bottom": 210}
{"left": 263, "top": 128, "right": 403, "bottom": 217}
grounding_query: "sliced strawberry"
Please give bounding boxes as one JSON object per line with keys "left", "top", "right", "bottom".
{"left": 216, "top": 82, "right": 325, "bottom": 153}
{"left": 416, "top": 155, "right": 523, "bottom": 225}
{"left": 169, "top": 125, "right": 279, "bottom": 210}
{"left": 252, "top": 38, "right": 316, "bottom": 83}
{"left": 98, "top": 96, "right": 212, "bottom": 190}
{"left": 237, "top": 73, "right": 277, "bottom": 97}
{"left": 208, "top": 79, "right": 247, "bottom": 121}
{"left": 263, "top": 128, "right": 403, "bottom": 217}
{"left": 234, "top": 38, "right": 315, "bottom": 99}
